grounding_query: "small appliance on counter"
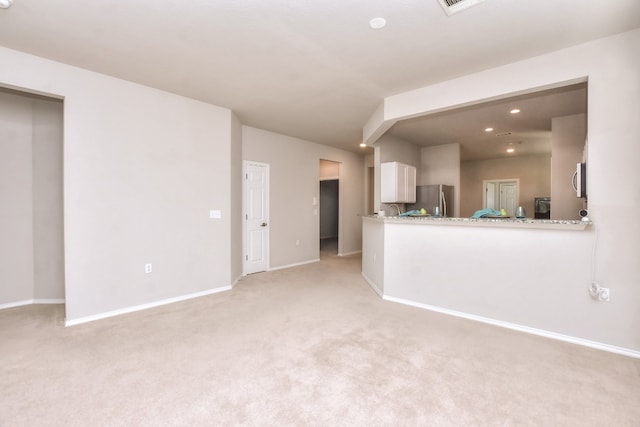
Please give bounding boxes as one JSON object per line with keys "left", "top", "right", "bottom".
{"left": 534, "top": 197, "right": 551, "bottom": 219}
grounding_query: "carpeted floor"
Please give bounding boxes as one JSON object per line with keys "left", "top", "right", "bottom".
{"left": 1, "top": 252, "right": 639, "bottom": 426}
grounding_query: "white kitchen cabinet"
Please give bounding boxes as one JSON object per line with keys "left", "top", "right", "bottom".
{"left": 381, "top": 162, "right": 416, "bottom": 203}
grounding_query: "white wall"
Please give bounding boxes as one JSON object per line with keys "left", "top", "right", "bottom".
{"left": 376, "top": 221, "right": 600, "bottom": 349}
{"left": 364, "top": 153, "right": 374, "bottom": 215}
{"left": 0, "top": 46, "right": 239, "bottom": 322}
{"left": 32, "top": 96, "right": 65, "bottom": 300}
{"left": 243, "top": 126, "right": 364, "bottom": 266}
{"left": 0, "top": 91, "right": 35, "bottom": 304}
{"left": 377, "top": 134, "right": 421, "bottom": 166}
{"left": 420, "top": 144, "right": 460, "bottom": 186}
{"left": 320, "top": 159, "right": 340, "bottom": 180}
{"left": 363, "top": 29, "right": 640, "bottom": 352}
{"left": 420, "top": 143, "right": 461, "bottom": 217}
{"left": 230, "top": 113, "right": 243, "bottom": 285}
{"left": 361, "top": 218, "right": 385, "bottom": 297}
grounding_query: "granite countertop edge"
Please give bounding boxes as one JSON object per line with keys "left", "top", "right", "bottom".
{"left": 364, "top": 215, "right": 591, "bottom": 230}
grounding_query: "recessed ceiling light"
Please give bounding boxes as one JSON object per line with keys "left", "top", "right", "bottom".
{"left": 359, "top": 142, "right": 367, "bottom": 148}
{"left": 510, "top": 108, "right": 521, "bottom": 114}
{"left": 369, "top": 17, "right": 386, "bottom": 30}
{"left": 0, "top": 0, "right": 13, "bottom": 9}
{"left": 506, "top": 148, "right": 515, "bottom": 153}
{"left": 485, "top": 127, "right": 493, "bottom": 132}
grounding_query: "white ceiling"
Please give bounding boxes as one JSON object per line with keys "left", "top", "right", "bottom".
{"left": 0, "top": 0, "right": 638, "bottom": 153}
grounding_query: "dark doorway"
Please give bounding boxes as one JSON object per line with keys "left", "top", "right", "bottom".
{"left": 320, "top": 179, "right": 339, "bottom": 255}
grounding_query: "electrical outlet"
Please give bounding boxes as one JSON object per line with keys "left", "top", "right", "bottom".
{"left": 145, "top": 263, "right": 152, "bottom": 274}
{"left": 589, "top": 283, "right": 599, "bottom": 298}
{"left": 590, "top": 283, "right": 610, "bottom": 302}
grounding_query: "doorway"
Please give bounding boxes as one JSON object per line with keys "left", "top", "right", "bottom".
{"left": 319, "top": 160, "right": 340, "bottom": 256}
{"left": 320, "top": 179, "right": 339, "bottom": 254}
{"left": 483, "top": 179, "right": 519, "bottom": 216}
{"left": 0, "top": 87, "right": 65, "bottom": 308}
{"left": 243, "top": 161, "right": 270, "bottom": 275}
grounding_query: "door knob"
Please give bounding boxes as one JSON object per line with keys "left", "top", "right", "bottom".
{"left": 261, "top": 222, "right": 268, "bottom": 227}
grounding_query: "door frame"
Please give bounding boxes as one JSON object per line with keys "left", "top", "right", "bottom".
{"left": 319, "top": 159, "right": 343, "bottom": 255}
{"left": 482, "top": 178, "right": 520, "bottom": 214}
{"left": 242, "top": 160, "right": 270, "bottom": 275}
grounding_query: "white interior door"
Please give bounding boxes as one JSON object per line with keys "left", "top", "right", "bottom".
{"left": 499, "top": 182, "right": 518, "bottom": 216}
{"left": 243, "top": 161, "right": 269, "bottom": 275}
{"left": 483, "top": 179, "right": 519, "bottom": 215}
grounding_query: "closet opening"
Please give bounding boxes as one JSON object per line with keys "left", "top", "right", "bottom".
{"left": 0, "top": 86, "right": 65, "bottom": 314}
{"left": 319, "top": 159, "right": 340, "bottom": 257}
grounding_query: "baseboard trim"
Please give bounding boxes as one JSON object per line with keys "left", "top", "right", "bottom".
{"left": 0, "top": 298, "right": 65, "bottom": 310}
{"left": 268, "top": 259, "right": 319, "bottom": 272}
{"left": 384, "top": 295, "right": 640, "bottom": 359}
{"left": 64, "top": 286, "right": 232, "bottom": 327}
{"left": 33, "top": 299, "right": 65, "bottom": 304}
{"left": 339, "top": 250, "right": 362, "bottom": 257}
{"left": 361, "top": 272, "right": 383, "bottom": 298}
{"left": 230, "top": 275, "right": 241, "bottom": 288}
{"left": 0, "top": 300, "right": 34, "bottom": 310}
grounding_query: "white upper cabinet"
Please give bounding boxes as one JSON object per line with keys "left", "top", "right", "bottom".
{"left": 381, "top": 162, "right": 416, "bottom": 203}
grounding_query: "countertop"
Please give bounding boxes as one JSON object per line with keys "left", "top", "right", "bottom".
{"left": 364, "top": 215, "right": 591, "bottom": 230}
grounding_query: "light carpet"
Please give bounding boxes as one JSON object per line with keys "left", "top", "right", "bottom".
{"left": 1, "top": 252, "right": 639, "bottom": 426}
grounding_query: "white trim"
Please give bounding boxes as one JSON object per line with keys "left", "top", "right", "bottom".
{"left": 361, "top": 272, "right": 383, "bottom": 298}
{"left": 0, "top": 298, "right": 66, "bottom": 310}
{"left": 33, "top": 298, "right": 65, "bottom": 304}
{"left": 383, "top": 295, "right": 640, "bottom": 359}
{"left": 267, "top": 259, "right": 319, "bottom": 272}
{"left": 0, "top": 300, "right": 34, "bottom": 310}
{"left": 337, "top": 163, "right": 344, "bottom": 257}
{"left": 319, "top": 159, "right": 344, "bottom": 258}
{"left": 64, "top": 286, "right": 231, "bottom": 327}
{"left": 230, "top": 275, "right": 242, "bottom": 288}
{"left": 339, "top": 250, "right": 362, "bottom": 257}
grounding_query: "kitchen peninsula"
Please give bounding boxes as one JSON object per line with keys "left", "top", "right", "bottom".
{"left": 362, "top": 215, "right": 596, "bottom": 346}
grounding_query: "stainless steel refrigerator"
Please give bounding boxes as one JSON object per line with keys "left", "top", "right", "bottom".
{"left": 407, "top": 185, "right": 454, "bottom": 217}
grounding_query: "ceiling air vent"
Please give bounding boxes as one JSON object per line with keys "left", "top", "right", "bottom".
{"left": 437, "top": 0, "right": 484, "bottom": 16}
